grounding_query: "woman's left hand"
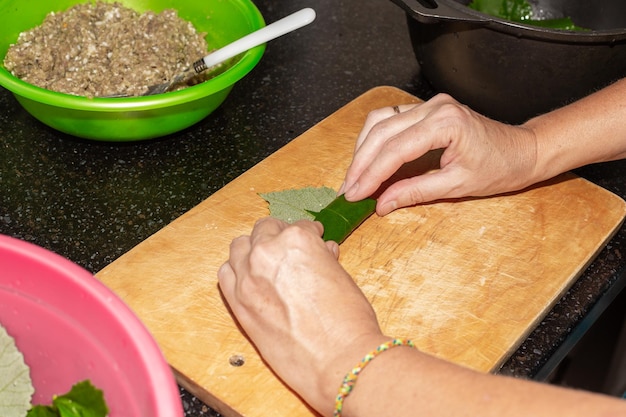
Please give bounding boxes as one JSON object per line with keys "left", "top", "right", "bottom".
{"left": 218, "top": 217, "right": 387, "bottom": 415}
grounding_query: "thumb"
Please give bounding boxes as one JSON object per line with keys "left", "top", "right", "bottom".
{"left": 376, "top": 169, "right": 465, "bottom": 215}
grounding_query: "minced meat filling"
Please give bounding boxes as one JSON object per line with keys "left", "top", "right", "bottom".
{"left": 3, "top": 2, "right": 211, "bottom": 98}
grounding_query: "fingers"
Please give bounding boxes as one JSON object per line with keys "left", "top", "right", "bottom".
{"left": 346, "top": 124, "right": 437, "bottom": 202}
{"left": 374, "top": 168, "right": 464, "bottom": 215}
{"left": 353, "top": 104, "right": 416, "bottom": 151}
{"left": 342, "top": 104, "right": 423, "bottom": 195}
{"left": 342, "top": 94, "right": 496, "bottom": 211}
{"left": 217, "top": 261, "right": 236, "bottom": 297}
{"left": 217, "top": 233, "right": 250, "bottom": 301}
{"left": 250, "top": 216, "right": 324, "bottom": 238}
{"left": 293, "top": 219, "right": 324, "bottom": 238}
{"left": 344, "top": 106, "right": 455, "bottom": 202}
{"left": 343, "top": 97, "right": 459, "bottom": 201}
{"left": 218, "top": 218, "right": 327, "bottom": 296}
{"left": 249, "top": 217, "right": 285, "bottom": 246}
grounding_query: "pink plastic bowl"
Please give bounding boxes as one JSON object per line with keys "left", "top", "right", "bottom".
{"left": 0, "top": 234, "right": 183, "bottom": 416}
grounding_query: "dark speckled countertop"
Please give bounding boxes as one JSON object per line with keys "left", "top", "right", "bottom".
{"left": 2, "top": 0, "right": 626, "bottom": 415}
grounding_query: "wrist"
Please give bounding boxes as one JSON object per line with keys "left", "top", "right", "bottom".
{"left": 521, "top": 80, "right": 626, "bottom": 180}
{"left": 514, "top": 123, "right": 545, "bottom": 187}
{"left": 333, "top": 338, "right": 418, "bottom": 417}
{"left": 522, "top": 114, "right": 583, "bottom": 185}
{"left": 313, "top": 334, "right": 389, "bottom": 416}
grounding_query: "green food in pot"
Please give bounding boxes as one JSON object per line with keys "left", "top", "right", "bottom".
{"left": 468, "top": 0, "right": 586, "bottom": 30}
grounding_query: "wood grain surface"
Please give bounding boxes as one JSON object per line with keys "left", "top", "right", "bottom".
{"left": 96, "top": 86, "right": 626, "bottom": 417}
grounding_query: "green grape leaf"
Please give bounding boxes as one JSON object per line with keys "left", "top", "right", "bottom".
{"left": 23, "top": 406, "right": 55, "bottom": 417}
{"left": 27, "top": 380, "right": 108, "bottom": 417}
{"left": 259, "top": 186, "right": 337, "bottom": 223}
{"left": 0, "top": 323, "right": 34, "bottom": 417}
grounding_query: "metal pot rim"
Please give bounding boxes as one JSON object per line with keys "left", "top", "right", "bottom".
{"left": 392, "top": 0, "right": 626, "bottom": 42}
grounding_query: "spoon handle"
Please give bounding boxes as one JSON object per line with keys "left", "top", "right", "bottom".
{"left": 199, "top": 8, "right": 316, "bottom": 71}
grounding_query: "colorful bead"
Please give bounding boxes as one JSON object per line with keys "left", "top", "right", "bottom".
{"left": 333, "top": 338, "right": 416, "bottom": 417}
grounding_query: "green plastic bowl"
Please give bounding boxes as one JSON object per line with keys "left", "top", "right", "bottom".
{"left": 0, "top": 0, "right": 265, "bottom": 141}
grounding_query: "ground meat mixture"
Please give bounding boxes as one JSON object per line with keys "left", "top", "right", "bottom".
{"left": 3, "top": 2, "right": 211, "bottom": 97}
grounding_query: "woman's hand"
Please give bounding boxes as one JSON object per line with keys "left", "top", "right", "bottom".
{"left": 217, "top": 218, "right": 387, "bottom": 415}
{"left": 341, "top": 93, "right": 539, "bottom": 215}
{"left": 216, "top": 82, "right": 626, "bottom": 417}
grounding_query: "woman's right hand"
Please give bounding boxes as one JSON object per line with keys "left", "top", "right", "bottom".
{"left": 341, "top": 94, "right": 539, "bottom": 215}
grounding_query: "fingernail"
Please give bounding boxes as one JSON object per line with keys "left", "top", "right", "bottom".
{"left": 344, "top": 182, "right": 359, "bottom": 199}
{"left": 337, "top": 182, "right": 346, "bottom": 195}
{"left": 379, "top": 200, "right": 398, "bottom": 216}
{"left": 217, "top": 263, "right": 229, "bottom": 278}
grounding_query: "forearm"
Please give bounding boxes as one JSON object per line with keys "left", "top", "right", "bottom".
{"left": 338, "top": 344, "right": 626, "bottom": 417}
{"left": 524, "top": 78, "right": 626, "bottom": 183}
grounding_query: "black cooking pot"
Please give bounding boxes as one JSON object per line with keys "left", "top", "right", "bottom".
{"left": 392, "top": 0, "right": 626, "bottom": 123}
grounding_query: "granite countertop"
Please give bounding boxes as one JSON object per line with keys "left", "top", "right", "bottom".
{"left": 2, "top": 0, "right": 626, "bottom": 416}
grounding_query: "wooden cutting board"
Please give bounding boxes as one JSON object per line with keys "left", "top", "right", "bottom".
{"left": 97, "top": 86, "right": 626, "bottom": 417}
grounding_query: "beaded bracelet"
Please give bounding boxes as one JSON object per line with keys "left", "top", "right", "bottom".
{"left": 333, "top": 338, "right": 416, "bottom": 417}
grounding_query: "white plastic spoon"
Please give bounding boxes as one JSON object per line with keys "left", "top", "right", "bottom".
{"left": 143, "top": 7, "right": 316, "bottom": 96}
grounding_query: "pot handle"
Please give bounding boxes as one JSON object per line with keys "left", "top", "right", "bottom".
{"left": 390, "top": 0, "right": 490, "bottom": 24}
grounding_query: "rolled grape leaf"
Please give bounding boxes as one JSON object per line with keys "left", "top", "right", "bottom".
{"left": 309, "top": 194, "right": 377, "bottom": 243}
{"left": 260, "top": 187, "right": 377, "bottom": 244}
